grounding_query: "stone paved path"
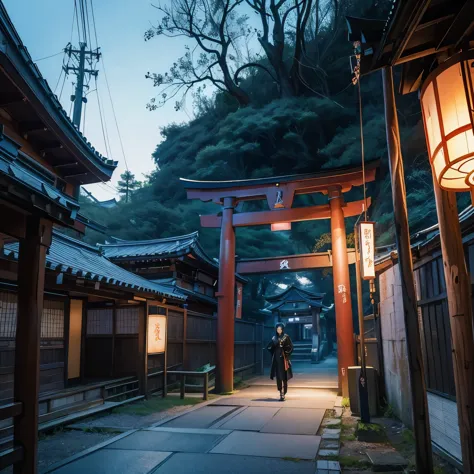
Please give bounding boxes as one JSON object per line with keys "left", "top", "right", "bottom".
{"left": 45, "top": 357, "right": 340, "bottom": 474}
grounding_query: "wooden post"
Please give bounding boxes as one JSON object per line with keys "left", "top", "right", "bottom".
{"left": 182, "top": 307, "right": 188, "bottom": 369}
{"left": 382, "top": 66, "right": 433, "bottom": 473}
{"left": 311, "top": 308, "right": 320, "bottom": 364}
{"left": 354, "top": 224, "right": 370, "bottom": 423}
{"left": 180, "top": 375, "right": 185, "bottom": 399}
{"left": 216, "top": 197, "right": 236, "bottom": 393}
{"left": 111, "top": 305, "right": 116, "bottom": 377}
{"left": 63, "top": 298, "right": 71, "bottom": 388}
{"left": 14, "top": 217, "right": 52, "bottom": 474}
{"left": 203, "top": 373, "right": 209, "bottom": 401}
{"left": 137, "top": 302, "right": 148, "bottom": 397}
{"left": 163, "top": 310, "right": 168, "bottom": 398}
{"left": 329, "top": 186, "right": 355, "bottom": 397}
{"left": 80, "top": 298, "right": 87, "bottom": 383}
{"left": 432, "top": 179, "right": 474, "bottom": 472}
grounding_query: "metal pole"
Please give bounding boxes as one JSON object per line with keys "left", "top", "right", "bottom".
{"left": 72, "top": 43, "right": 86, "bottom": 128}
{"left": 354, "top": 223, "right": 370, "bottom": 423}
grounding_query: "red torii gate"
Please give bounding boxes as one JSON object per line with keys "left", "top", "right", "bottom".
{"left": 181, "top": 161, "right": 378, "bottom": 396}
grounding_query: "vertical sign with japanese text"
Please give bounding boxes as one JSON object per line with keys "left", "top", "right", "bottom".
{"left": 147, "top": 315, "right": 167, "bottom": 354}
{"left": 359, "top": 222, "right": 375, "bottom": 280}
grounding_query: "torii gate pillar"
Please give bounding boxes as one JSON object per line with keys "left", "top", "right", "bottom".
{"left": 216, "top": 197, "right": 236, "bottom": 393}
{"left": 329, "top": 187, "right": 355, "bottom": 397}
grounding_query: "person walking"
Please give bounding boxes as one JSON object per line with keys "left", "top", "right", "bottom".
{"left": 267, "top": 323, "right": 294, "bottom": 401}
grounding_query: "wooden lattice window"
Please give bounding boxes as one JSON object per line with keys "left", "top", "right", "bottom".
{"left": 41, "top": 300, "right": 65, "bottom": 338}
{"left": 0, "top": 292, "right": 64, "bottom": 339}
{"left": 87, "top": 308, "right": 113, "bottom": 335}
{"left": 116, "top": 307, "right": 139, "bottom": 334}
{"left": 0, "top": 291, "right": 18, "bottom": 338}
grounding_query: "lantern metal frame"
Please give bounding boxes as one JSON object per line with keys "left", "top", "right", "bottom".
{"left": 420, "top": 50, "right": 474, "bottom": 192}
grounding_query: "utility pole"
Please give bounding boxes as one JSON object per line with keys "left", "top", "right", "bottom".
{"left": 64, "top": 43, "right": 100, "bottom": 129}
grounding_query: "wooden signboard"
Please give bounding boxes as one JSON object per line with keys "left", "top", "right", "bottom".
{"left": 147, "top": 314, "right": 167, "bottom": 354}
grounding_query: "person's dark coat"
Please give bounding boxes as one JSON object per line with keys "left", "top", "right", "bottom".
{"left": 267, "top": 333, "right": 294, "bottom": 381}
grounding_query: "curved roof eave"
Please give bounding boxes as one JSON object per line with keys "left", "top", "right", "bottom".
{"left": 0, "top": 4, "right": 117, "bottom": 182}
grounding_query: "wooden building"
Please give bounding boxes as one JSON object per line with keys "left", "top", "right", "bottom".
{"left": 100, "top": 232, "right": 247, "bottom": 317}
{"left": 0, "top": 4, "right": 184, "bottom": 471}
{"left": 375, "top": 205, "right": 474, "bottom": 468}
{"left": 261, "top": 285, "right": 333, "bottom": 363}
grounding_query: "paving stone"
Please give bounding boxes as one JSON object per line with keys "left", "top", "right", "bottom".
{"left": 316, "top": 470, "right": 329, "bottom": 474}
{"left": 318, "top": 449, "right": 339, "bottom": 457}
{"left": 321, "top": 428, "right": 340, "bottom": 440}
{"left": 163, "top": 406, "right": 238, "bottom": 429}
{"left": 210, "top": 431, "right": 321, "bottom": 460}
{"left": 260, "top": 408, "right": 325, "bottom": 435}
{"left": 49, "top": 449, "right": 171, "bottom": 474}
{"left": 317, "top": 460, "right": 329, "bottom": 469}
{"left": 153, "top": 453, "right": 317, "bottom": 474}
{"left": 366, "top": 450, "right": 408, "bottom": 472}
{"left": 322, "top": 418, "right": 340, "bottom": 426}
{"left": 328, "top": 460, "right": 341, "bottom": 471}
{"left": 107, "top": 430, "right": 223, "bottom": 453}
{"left": 333, "top": 407, "right": 343, "bottom": 418}
{"left": 320, "top": 440, "right": 339, "bottom": 449}
{"left": 219, "top": 407, "right": 280, "bottom": 431}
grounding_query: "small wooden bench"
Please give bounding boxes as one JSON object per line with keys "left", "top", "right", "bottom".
{"left": 167, "top": 366, "right": 216, "bottom": 401}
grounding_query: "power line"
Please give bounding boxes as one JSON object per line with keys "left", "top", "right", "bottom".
{"left": 74, "top": 0, "right": 81, "bottom": 44}
{"left": 101, "top": 59, "right": 129, "bottom": 171}
{"left": 89, "top": 0, "right": 129, "bottom": 171}
{"left": 94, "top": 79, "right": 112, "bottom": 158}
{"left": 33, "top": 51, "right": 64, "bottom": 62}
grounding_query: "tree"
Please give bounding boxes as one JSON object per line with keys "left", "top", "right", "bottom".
{"left": 145, "top": 0, "right": 258, "bottom": 109}
{"left": 117, "top": 171, "right": 141, "bottom": 203}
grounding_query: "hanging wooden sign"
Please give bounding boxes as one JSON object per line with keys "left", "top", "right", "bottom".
{"left": 359, "top": 222, "right": 375, "bottom": 280}
{"left": 147, "top": 314, "right": 167, "bottom": 354}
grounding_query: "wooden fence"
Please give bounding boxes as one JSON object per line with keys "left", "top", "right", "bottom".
{"left": 147, "top": 309, "right": 275, "bottom": 394}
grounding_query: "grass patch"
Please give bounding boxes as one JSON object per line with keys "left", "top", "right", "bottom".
{"left": 338, "top": 455, "right": 371, "bottom": 469}
{"left": 357, "top": 422, "right": 384, "bottom": 432}
{"left": 340, "top": 433, "right": 356, "bottom": 441}
{"left": 82, "top": 427, "right": 123, "bottom": 434}
{"left": 113, "top": 396, "right": 202, "bottom": 416}
{"left": 384, "top": 403, "right": 395, "bottom": 418}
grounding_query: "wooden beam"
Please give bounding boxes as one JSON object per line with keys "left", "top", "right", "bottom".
{"left": 14, "top": 216, "right": 52, "bottom": 474}
{"left": 185, "top": 163, "right": 378, "bottom": 204}
{"left": 432, "top": 179, "right": 474, "bottom": 471}
{"left": 201, "top": 198, "right": 370, "bottom": 228}
{"left": 382, "top": 66, "right": 433, "bottom": 473}
{"left": 437, "top": 1, "right": 474, "bottom": 50}
{"left": 236, "top": 250, "right": 356, "bottom": 274}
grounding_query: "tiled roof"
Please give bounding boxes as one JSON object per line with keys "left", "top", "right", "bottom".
{"left": 2, "top": 231, "right": 186, "bottom": 300}
{"left": 375, "top": 205, "right": 474, "bottom": 267}
{"left": 0, "top": 3, "right": 117, "bottom": 180}
{"left": 151, "top": 278, "right": 217, "bottom": 306}
{"left": 101, "top": 231, "right": 202, "bottom": 260}
{"left": 263, "top": 285, "right": 332, "bottom": 312}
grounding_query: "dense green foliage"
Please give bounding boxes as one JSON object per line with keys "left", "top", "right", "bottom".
{"left": 80, "top": 0, "right": 470, "bottom": 320}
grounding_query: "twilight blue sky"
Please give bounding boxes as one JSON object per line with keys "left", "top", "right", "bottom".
{"left": 4, "top": 0, "right": 189, "bottom": 200}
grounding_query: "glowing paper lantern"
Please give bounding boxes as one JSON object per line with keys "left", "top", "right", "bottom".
{"left": 271, "top": 222, "right": 291, "bottom": 231}
{"left": 420, "top": 52, "right": 474, "bottom": 191}
{"left": 359, "top": 222, "right": 375, "bottom": 280}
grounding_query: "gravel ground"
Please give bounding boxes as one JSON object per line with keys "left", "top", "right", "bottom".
{"left": 68, "top": 403, "right": 195, "bottom": 430}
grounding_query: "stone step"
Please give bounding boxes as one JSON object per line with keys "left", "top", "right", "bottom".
{"left": 291, "top": 354, "right": 311, "bottom": 360}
